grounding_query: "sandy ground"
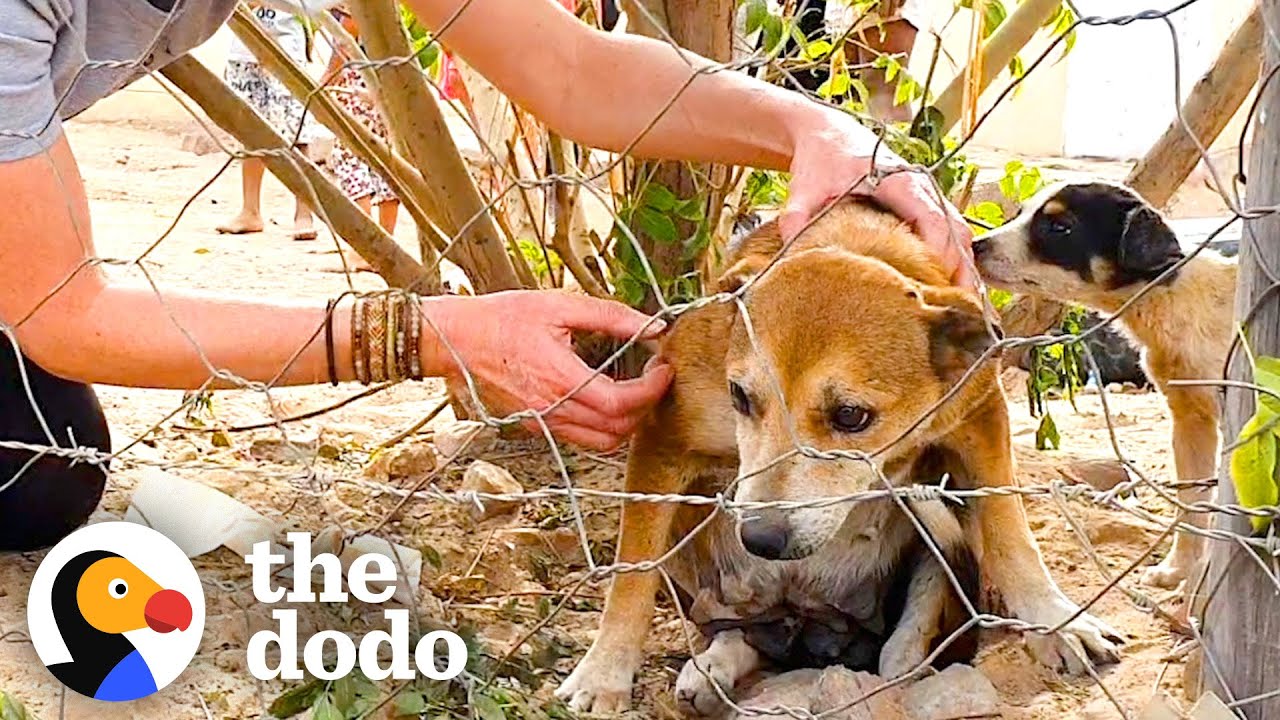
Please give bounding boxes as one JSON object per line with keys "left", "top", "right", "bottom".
{"left": 0, "top": 116, "right": 1227, "bottom": 719}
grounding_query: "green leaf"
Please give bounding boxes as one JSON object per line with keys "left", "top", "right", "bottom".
{"left": 744, "top": 0, "right": 768, "bottom": 35}
{"left": 1231, "top": 409, "right": 1280, "bottom": 534}
{"left": 0, "top": 693, "right": 34, "bottom": 720}
{"left": 968, "top": 201, "right": 1005, "bottom": 227}
{"left": 422, "top": 545, "right": 443, "bottom": 570}
{"left": 268, "top": 680, "right": 327, "bottom": 718}
{"left": 1254, "top": 356, "right": 1280, "bottom": 415}
{"left": 311, "top": 696, "right": 343, "bottom": 720}
{"left": 394, "top": 690, "right": 430, "bottom": 717}
{"left": 761, "top": 15, "right": 784, "bottom": 54}
{"left": 802, "top": 39, "right": 833, "bottom": 60}
{"left": 981, "top": 0, "right": 1008, "bottom": 38}
{"left": 640, "top": 184, "right": 677, "bottom": 212}
{"left": 472, "top": 693, "right": 506, "bottom": 720}
{"left": 634, "top": 207, "right": 678, "bottom": 244}
{"left": 816, "top": 71, "right": 851, "bottom": 99}
{"left": 1035, "top": 413, "right": 1060, "bottom": 450}
{"left": 674, "top": 197, "right": 704, "bottom": 222}
{"left": 333, "top": 676, "right": 356, "bottom": 714}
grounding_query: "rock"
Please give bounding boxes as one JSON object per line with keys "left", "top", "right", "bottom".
{"left": 461, "top": 460, "right": 523, "bottom": 520}
{"left": 1189, "top": 692, "right": 1235, "bottom": 720}
{"left": 249, "top": 435, "right": 319, "bottom": 463}
{"left": 732, "top": 667, "right": 908, "bottom": 719}
{"left": 433, "top": 420, "right": 498, "bottom": 458}
{"left": 901, "top": 664, "right": 999, "bottom": 720}
{"left": 364, "top": 443, "right": 438, "bottom": 482}
{"left": 499, "top": 527, "right": 588, "bottom": 568}
{"left": 1059, "top": 458, "right": 1132, "bottom": 491}
{"left": 1139, "top": 693, "right": 1185, "bottom": 720}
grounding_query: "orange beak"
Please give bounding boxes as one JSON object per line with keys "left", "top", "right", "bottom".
{"left": 144, "top": 589, "right": 192, "bottom": 633}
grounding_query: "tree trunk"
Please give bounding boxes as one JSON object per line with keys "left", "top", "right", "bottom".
{"left": 350, "top": 0, "right": 524, "bottom": 293}
{"left": 1197, "top": 1, "right": 1280, "bottom": 715}
{"left": 620, "top": 0, "right": 735, "bottom": 313}
{"left": 160, "top": 56, "right": 433, "bottom": 291}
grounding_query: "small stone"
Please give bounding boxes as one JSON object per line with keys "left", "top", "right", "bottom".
{"left": 732, "top": 667, "right": 908, "bottom": 719}
{"left": 499, "top": 527, "right": 587, "bottom": 567}
{"left": 249, "top": 435, "right": 319, "bottom": 463}
{"left": 1139, "top": 692, "right": 1185, "bottom": 720}
{"left": 180, "top": 129, "right": 227, "bottom": 156}
{"left": 1189, "top": 692, "right": 1235, "bottom": 720}
{"left": 461, "top": 460, "right": 523, "bottom": 520}
{"left": 902, "top": 664, "right": 999, "bottom": 720}
{"left": 433, "top": 420, "right": 498, "bottom": 458}
{"left": 1059, "top": 458, "right": 1132, "bottom": 491}
{"left": 364, "top": 443, "right": 438, "bottom": 481}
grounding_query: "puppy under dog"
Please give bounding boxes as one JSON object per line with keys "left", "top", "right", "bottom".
{"left": 974, "top": 180, "right": 1236, "bottom": 590}
{"left": 555, "top": 198, "right": 1122, "bottom": 715}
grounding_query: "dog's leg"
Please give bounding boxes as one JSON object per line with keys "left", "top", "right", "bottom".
{"left": 946, "top": 394, "right": 1123, "bottom": 675}
{"left": 879, "top": 554, "right": 950, "bottom": 681}
{"left": 675, "top": 629, "right": 762, "bottom": 717}
{"left": 556, "top": 444, "right": 700, "bottom": 713}
{"left": 1142, "top": 388, "right": 1219, "bottom": 589}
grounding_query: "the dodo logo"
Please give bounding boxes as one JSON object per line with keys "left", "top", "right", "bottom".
{"left": 27, "top": 522, "right": 205, "bottom": 702}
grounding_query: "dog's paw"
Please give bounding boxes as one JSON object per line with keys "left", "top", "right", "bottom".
{"left": 554, "top": 647, "right": 636, "bottom": 713}
{"left": 878, "top": 632, "right": 929, "bottom": 682}
{"left": 676, "top": 655, "right": 735, "bottom": 717}
{"left": 1140, "top": 559, "right": 1188, "bottom": 590}
{"left": 675, "top": 631, "right": 759, "bottom": 717}
{"left": 1021, "top": 597, "right": 1124, "bottom": 675}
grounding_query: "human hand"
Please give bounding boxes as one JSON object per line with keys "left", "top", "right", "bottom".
{"left": 779, "top": 109, "right": 976, "bottom": 289}
{"left": 421, "top": 291, "right": 673, "bottom": 451}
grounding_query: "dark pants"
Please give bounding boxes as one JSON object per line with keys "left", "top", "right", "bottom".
{"left": 0, "top": 340, "right": 110, "bottom": 551}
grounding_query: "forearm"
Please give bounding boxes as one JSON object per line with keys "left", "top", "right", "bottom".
{"left": 406, "top": 0, "right": 881, "bottom": 171}
{"left": 23, "top": 279, "right": 352, "bottom": 389}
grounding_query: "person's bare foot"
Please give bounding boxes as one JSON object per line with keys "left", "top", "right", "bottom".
{"left": 216, "top": 211, "right": 265, "bottom": 235}
{"left": 291, "top": 227, "right": 318, "bottom": 241}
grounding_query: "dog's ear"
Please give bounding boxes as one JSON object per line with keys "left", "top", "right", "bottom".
{"left": 921, "top": 287, "right": 1001, "bottom": 385}
{"left": 1118, "top": 204, "right": 1183, "bottom": 276}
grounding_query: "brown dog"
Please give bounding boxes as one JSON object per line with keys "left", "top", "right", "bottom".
{"left": 974, "top": 181, "right": 1235, "bottom": 589}
{"left": 555, "top": 198, "right": 1123, "bottom": 713}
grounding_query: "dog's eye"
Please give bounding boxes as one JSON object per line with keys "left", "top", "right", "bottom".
{"left": 1042, "top": 216, "right": 1072, "bottom": 236}
{"left": 830, "top": 404, "right": 874, "bottom": 433}
{"left": 729, "top": 381, "right": 751, "bottom": 416}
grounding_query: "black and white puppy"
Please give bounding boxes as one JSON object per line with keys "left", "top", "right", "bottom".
{"left": 973, "top": 180, "right": 1235, "bottom": 590}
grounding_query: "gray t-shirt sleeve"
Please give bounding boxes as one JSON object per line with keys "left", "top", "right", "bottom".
{"left": 0, "top": 0, "right": 63, "bottom": 163}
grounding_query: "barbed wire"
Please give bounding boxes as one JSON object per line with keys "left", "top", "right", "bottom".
{"left": 1, "top": 0, "right": 1276, "bottom": 719}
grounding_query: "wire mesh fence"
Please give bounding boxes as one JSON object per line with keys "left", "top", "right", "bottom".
{"left": 1, "top": 0, "right": 1277, "bottom": 718}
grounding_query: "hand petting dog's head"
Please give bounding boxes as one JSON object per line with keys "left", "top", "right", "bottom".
{"left": 973, "top": 181, "right": 1183, "bottom": 307}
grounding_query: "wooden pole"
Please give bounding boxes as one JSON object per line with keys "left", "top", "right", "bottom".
{"left": 1197, "top": 1, "right": 1280, "bottom": 715}
{"left": 935, "top": 0, "right": 1062, "bottom": 135}
{"left": 1127, "top": 4, "right": 1263, "bottom": 208}
{"left": 159, "top": 56, "right": 434, "bottom": 292}
{"left": 350, "top": 0, "right": 524, "bottom": 293}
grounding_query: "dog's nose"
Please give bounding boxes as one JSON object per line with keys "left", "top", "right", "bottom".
{"left": 971, "top": 236, "right": 990, "bottom": 257}
{"left": 740, "top": 515, "right": 791, "bottom": 560}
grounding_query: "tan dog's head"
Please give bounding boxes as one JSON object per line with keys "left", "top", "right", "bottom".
{"left": 973, "top": 181, "right": 1184, "bottom": 308}
{"left": 721, "top": 247, "right": 994, "bottom": 560}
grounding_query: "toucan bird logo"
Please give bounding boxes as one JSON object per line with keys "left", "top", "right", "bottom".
{"left": 28, "top": 522, "right": 205, "bottom": 702}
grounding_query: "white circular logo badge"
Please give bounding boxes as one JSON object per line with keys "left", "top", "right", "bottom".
{"left": 27, "top": 522, "right": 205, "bottom": 702}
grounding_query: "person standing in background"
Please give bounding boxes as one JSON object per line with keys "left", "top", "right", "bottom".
{"left": 217, "top": 3, "right": 325, "bottom": 241}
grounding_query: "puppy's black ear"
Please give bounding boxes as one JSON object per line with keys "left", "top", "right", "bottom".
{"left": 923, "top": 288, "right": 1001, "bottom": 385}
{"left": 1118, "top": 205, "right": 1182, "bottom": 276}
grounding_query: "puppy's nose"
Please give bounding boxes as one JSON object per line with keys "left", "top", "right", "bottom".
{"left": 740, "top": 515, "right": 791, "bottom": 560}
{"left": 971, "top": 236, "right": 990, "bottom": 257}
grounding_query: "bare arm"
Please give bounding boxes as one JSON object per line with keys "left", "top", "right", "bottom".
{"left": 1, "top": 134, "right": 351, "bottom": 389}
{"left": 404, "top": 0, "right": 973, "bottom": 282}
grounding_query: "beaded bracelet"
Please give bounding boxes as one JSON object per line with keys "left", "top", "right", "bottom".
{"left": 338, "top": 291, "right": 425, "bottom": 385}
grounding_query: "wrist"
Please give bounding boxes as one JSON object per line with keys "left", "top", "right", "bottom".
{"left": 416, "top": 295, "right": 461, "bottom": 380}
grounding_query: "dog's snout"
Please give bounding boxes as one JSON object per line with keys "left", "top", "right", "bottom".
{"left": 740, "top": 515, "right": 792, "bottom": 560}
{"left": 971, "top": 236, "right": 990, "bottom": 257}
